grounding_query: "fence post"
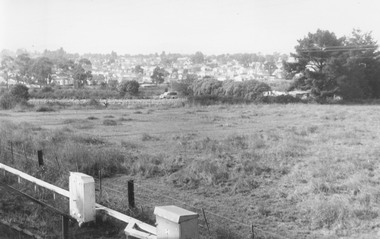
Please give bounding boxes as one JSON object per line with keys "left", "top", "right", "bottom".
{"left": 62, "top": 215, "right": 69, "bottom": 239}
{"left": 128, "top": 180, "right": 135, "bottom": 208}
{"left": 202, "top": 208, "right": 211, "bottom": 236}
{"left": 37, "top": 150, "right": 44, "bottom": 167}
{"left": 99, "top": 169, "right": 102, "bottom": 201}
{"left": 10, "top": 142, "right": 14, "bottom": 163}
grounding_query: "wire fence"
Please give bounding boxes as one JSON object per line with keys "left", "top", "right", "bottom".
{"left": 96, "top": 177, "right": 291, "bottom": 239}
{"left": 1, "top": 140, "right": 292, "bottom": 239}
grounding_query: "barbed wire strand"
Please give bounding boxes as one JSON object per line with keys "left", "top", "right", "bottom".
{"left": 3, "top": 145, "right": 291, "bottom": 239}
{"left": 99, "top": 181, "right": 291, "bottom": 239}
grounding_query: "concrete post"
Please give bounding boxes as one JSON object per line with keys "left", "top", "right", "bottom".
{"left": 154, "top": 205, "right": 199, "bottom": 239}
{"left": 69, "top": 172, "right": 96, "bottom": 225}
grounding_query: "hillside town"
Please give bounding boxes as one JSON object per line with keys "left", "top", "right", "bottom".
{"left": 0, "top": 49, "right": 291, "bottom": 88}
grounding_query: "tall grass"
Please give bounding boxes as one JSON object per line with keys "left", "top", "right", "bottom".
{"left": 3, "top": 103, "right": 380, "bottom": 238}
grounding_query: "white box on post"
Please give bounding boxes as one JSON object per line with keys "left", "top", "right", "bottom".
{"left": 69, "top": 172, "right": 96, "bottom": 225}
{"left": 154, "top": 205, "right": 199, "bottom": 239}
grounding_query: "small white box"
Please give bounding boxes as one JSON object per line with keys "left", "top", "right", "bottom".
{"left": 154, "top": 205, "right": 199, "bottom": 239}
{"left": 69, "top": 172, "right": 96, "bottom": 224}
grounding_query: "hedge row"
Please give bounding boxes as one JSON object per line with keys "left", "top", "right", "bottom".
{"left": 190, "top": 78, "right": 271, "bottom": 101}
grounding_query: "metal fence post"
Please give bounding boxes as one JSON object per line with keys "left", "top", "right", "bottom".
{"left": 128, "top": 180, "right": 135, "bottom": 208}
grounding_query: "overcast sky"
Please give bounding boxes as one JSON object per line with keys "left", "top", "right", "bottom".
{"left": 1, "top": 0, "right": 379, "bottom": 55}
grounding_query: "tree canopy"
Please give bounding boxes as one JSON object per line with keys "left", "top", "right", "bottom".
{"left": 119, "top": 80, "right": 140, "bottom": 96}
{"left": 191, "top": 51, "right": 205, "bottom": 64}
{"left": 151, "top": 66, "right": 168, "bottom": 85}
{"left": 29, "top": 57, "right": 53, "bottom": 86}
{"left": 285, "top": 29, "right": 380, "bottom": 100}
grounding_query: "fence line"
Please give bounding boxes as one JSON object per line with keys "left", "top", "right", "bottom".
{"left": 2, "top": 143, "right": 291, "bottom": 239}
{"left": 4, "top": 146, "right": 58, "bottom": 169}
{"left": 0, "top": 219, "right": 43, "bottom": 239}
{"left": 99, "top": 180, "right": 291, "bottom": 239}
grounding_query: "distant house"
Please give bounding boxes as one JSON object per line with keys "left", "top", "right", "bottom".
{"left": 288, "top": 90, "right": 311, "bottom": 98}
{"left": 53, "top": 75, "right": 73, "bottom": 86}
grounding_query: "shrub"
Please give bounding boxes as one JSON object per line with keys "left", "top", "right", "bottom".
{"left": 309, "top": 196, "right": 352, "bottom": 229}
{"left": 0, "top": 84, "right": 31, "bottom": 110}
{"left": 141, "top": 133, "right": 159, "bottom": 141}
{"left": 10, "top": 84, "right": 30, "bottom": 101}
{"left": 40, "top": 86, "right": 54, "bottom": 93}
{"left": 118, "top": 117, "right": 133, "bottom": 122}
{"left": 188, "top": 95, "right": 251, "bottom": 105}
{"left": 189, "top": 78, "right": 271, "bottom": 104}
{"left": 191, "top": 78, "right": 223, "bottom": 96}
{"left": 119, "top": 80, "right": 140, "bottom": 97}
{"left": 29, "top": 88, "right": 120, "bottom": 100}
{"left": 172, "top": 74, "right": 197, "bottom": 96}
{"left": 262, "top": 95, "right": 303, "bottom": 104}
{"left": 87, "top": 98, "right": 101, "bottom": 106}
{"left": 35, "top": 106, "right": 55, "bottom": 112}
{"left": 0, "top": 93, "right": 17, "bottom": 109}
{"left": 103, "top": 119, "right": 117, "bottom": 126}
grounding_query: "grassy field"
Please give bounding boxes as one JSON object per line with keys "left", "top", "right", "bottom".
{"left": 1, "top": 102, "right": 380, "bottom": 238}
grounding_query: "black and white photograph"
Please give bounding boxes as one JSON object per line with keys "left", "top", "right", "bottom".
{"left": 1, "top": 0, "right": 380, "bottom": 238}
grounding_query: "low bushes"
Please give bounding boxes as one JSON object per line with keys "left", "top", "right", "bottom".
{"left": 29, "top": 87, "right": 120, "bottom": 99}
{"left": 119, "top": 80, "right": 140, "bottom": 97}
{"left": 188, "top": 78, "right": 271, "bottom": 104}
{"left": 0, "top": 84, "right": 30, "bottom": 110}
{"left": 262, "top": 95, "right": 303, "bottom": 104}
{"left": 103, "top": 119, "right": 117, "bottom": 126}
{"left": 35, "top": 105, "right": 56, "bottom": 112}
{"left": 0, "top": 93, "right": 19, "bottom": 109}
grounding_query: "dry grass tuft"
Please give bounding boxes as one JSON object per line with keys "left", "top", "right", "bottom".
{"left": 103, "top": 119, "right": 118, "bottom": 126}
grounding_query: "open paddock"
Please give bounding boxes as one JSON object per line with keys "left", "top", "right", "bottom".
{"left": 1, "top": 103, "right": 380, "bottom": 238}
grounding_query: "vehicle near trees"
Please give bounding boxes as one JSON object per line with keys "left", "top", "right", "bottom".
{"left": 159, "top": 91, "right": 178, "bottom": 99}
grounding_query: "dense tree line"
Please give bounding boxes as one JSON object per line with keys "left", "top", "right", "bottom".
{"left": 0, "top": 48, "right": 92, "bottom": 89}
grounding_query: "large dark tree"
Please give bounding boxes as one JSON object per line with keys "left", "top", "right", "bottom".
{"left": 340, "top": 29, "right": 380, "bottom": 98}
{"left": 285, "top": 29, "right": 380, "bottom": 100}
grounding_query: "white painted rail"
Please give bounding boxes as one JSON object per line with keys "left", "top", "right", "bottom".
{"left": 0, "top": 162, "right": 199, "bottom": 239}
{"left": 0, "top": 163, "right": 70, "bottom": 197}
{"left": 0, "top": 163, "right": 156, "bottom": 238}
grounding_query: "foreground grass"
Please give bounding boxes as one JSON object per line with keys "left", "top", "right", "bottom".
{"left": 1, "top": 103, "right": 380, "bottom": 238}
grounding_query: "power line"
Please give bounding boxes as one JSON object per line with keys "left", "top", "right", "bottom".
{"left": 299, "top": 45, "right": 378, "bottom": 53}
